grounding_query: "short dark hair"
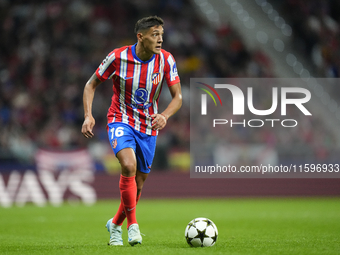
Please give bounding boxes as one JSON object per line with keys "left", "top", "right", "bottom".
{"left": 134, "top": 16, "right": 164, "bottom": 34}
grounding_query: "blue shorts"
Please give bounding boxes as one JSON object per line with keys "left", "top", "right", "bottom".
{"left": 107, "top": 122, "right": 157, "bottom": 174}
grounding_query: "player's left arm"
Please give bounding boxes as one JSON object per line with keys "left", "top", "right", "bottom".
{"left": 151, "top": 82, "right": 182, "bottom": 131}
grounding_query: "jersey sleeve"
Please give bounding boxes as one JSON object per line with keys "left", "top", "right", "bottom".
{"left": 95, "top": 51, "right": 116, "bottom": 82}
{"left": 164, "top": 53, "right": 180, "bottom": 87}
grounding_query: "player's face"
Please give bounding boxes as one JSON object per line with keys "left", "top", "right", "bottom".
{"left": 141, "top": 25, "right": 164, "bottom": 55}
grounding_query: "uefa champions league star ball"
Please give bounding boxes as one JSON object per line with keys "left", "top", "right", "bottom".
{"left": 185, "top": 217, "right": 218, "bottom": 247}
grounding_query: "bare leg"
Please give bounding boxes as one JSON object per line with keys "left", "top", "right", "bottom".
{"left": 135, "top": 170, "right": 148, "bottom": 198}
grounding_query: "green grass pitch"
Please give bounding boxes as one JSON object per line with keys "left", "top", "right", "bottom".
{"left": 1, "top": 198, "right": 339, "bottom": 255}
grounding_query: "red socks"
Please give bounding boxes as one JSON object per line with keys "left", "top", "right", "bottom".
{"left": 112, "top": 191, "right": 142, "bottom": 226}
{"left": 136, "top": 192, "right": 141, "bottom": 204}
{"left": 112, "top": 175, "right": 138, "bottom": 228}
{"left": 112, "top": 201, "right": 126, "bottom": 226}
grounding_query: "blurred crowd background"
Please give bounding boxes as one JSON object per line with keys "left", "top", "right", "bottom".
{"left": 0, "top": 0, "right": 339, "bottom": 169}
{"left": 274, "top": 0, "right": 340, "bottom": 79}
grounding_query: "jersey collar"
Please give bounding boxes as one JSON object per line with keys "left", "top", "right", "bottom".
{"left": 131, "top": 43, "right": 156, "bottom": 64}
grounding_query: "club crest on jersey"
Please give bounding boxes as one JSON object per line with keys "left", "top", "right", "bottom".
{"left": 152, "top": 72, "right": 161, "bottom": 85}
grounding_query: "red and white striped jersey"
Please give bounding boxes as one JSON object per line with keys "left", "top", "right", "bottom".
{"left": 96, "top": 44, "right": 180, "bottom": 136}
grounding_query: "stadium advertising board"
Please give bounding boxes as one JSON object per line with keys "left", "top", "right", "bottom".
{"left": 0, "top": 149, "right": 96, "bottom": 207}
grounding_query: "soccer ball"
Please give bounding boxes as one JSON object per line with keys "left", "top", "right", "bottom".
{"left": 185, "top": 217, "right": 218, "bottom": 247}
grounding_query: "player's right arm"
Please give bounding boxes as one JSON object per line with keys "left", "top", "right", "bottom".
{"left": 81, "top": 72, "right": 102, "bottom": 138}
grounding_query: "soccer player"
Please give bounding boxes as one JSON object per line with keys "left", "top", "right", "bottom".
{"left": 81, "top": 16, "right": 182, "bottom": 246}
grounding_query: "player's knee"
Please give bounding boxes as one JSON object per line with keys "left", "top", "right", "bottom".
{"left": 120, "top": 161, "right": 136, "bottom": 176}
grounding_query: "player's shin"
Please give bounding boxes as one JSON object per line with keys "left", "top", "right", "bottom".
{"left": 136, "top": 191, "right": 142, "bottom": 204}
{"left": 112, "top": 187, "right": 142, "bottom": 226}
{"left": 112, "top": 200, "right": 126, "bottom": 226}
{"left": 119, "top": 175, "right": 137, "bottom": 228}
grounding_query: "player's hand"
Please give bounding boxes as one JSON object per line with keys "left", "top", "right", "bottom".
{"left": 151, "top": 113, "right": 168, "bottom": 131}
{"left": 81, "top": 116, "right": 95, "bottom": 138}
